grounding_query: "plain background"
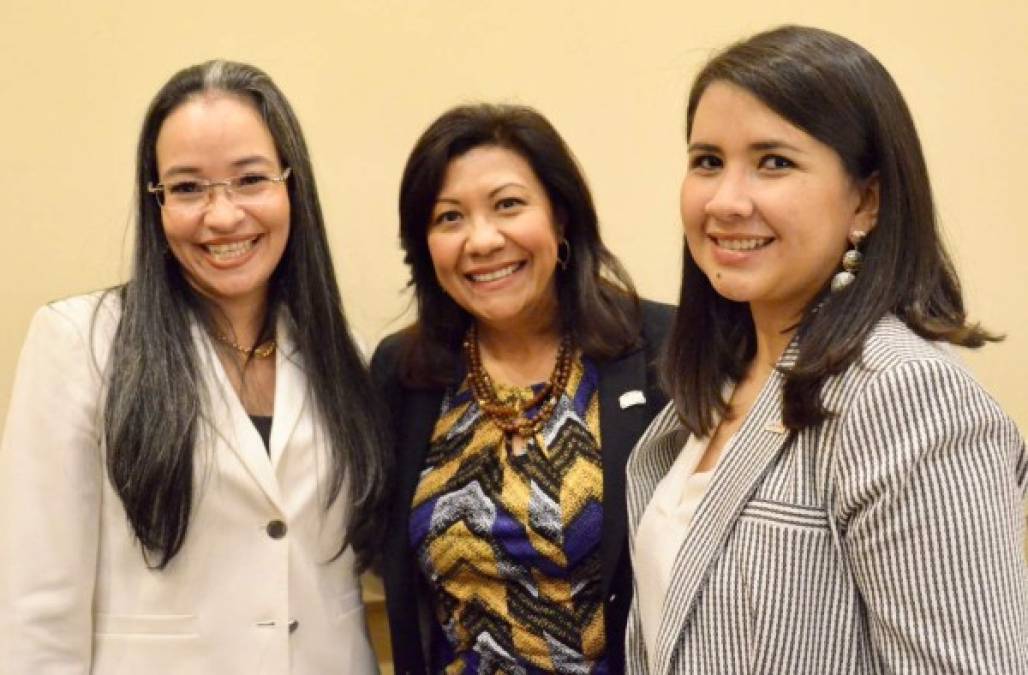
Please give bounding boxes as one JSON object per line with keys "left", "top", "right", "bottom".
{"left": 1, "top": 4, "right": 1025, "bottom": 463}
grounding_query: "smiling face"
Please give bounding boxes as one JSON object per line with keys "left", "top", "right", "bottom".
{"left": 682, "top": 81, "right": 878, "bottom": 327}
{"left": 155, "top": 92, "right": 290, "bottom": 314}
{"left": 426, "top": 145, "right": 561, "bottom": 333}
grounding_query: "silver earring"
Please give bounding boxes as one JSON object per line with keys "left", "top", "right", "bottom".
{"left": 831, "top": 230, "right": 867, "bottom": 293}
{"left": 557, "top": 238, "right": 571, "bottom": 271}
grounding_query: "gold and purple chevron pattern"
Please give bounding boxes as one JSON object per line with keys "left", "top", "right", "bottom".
{"left": 410, "top": 352, "right": 609, "bottom": 674}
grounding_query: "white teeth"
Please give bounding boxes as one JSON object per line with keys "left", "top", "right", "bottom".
{"left": 716, "top": 238, "right": 771, "bottom": 251}
{"left": 206, "top": 238, "right": 256, "bottom": 261}
{"left": 469, "top": 263, "right": 521, "bottom": 282}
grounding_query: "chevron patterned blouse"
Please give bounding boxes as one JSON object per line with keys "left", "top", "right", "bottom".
{"left": 409, "top": 351, "right": 608, "bottom": 674}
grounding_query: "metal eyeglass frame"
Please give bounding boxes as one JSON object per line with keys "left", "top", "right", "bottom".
{"left": 147, "top": 167, "right": 291, "bottom": 208}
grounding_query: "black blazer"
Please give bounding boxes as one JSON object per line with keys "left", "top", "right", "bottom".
{"left": 370, "top": 300, "right": 674, "bottom": 674}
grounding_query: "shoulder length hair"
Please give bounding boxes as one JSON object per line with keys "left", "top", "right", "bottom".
{"left": 666, "top": 25, "right": 996, "bottom": 435}
{"left": 397, "top": 103, "right": 640, "bottom": 386}
{"left": 102, "top": 60, "right": 388, "bottom": 570}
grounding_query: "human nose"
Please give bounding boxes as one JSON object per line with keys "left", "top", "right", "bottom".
{"left": 703, "top": 166, "right": 754, "bottom": 221}
{"left": 465, "top": 215, "right": 505, "bottom": 255}
{"left": 202, "top": 183, "right": 245, "bottom": 228}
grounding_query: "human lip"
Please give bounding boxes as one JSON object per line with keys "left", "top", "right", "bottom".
{"left": 465, "top": 261, "right": 524, "bottom": 283}
{"left": 711, "top": 235, "right": 773, "bottom": 252}
{"left": 202, "top": 236, "right": 259, "bottom": 262}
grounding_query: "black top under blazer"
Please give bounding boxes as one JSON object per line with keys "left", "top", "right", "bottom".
{"left": 371, "top": 299, "right": 674, "bottom": 674}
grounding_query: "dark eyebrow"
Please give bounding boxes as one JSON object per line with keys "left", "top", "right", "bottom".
{"left": 687, "top": 140, "right": 805, "bottom": 154}
{"left": 434, "top": 182, "right": 528, "bottom": 207}
{"left": 160, "top": 156, "right": 275, "bottom": 180}
{"left": 489, "top": 182, "right": 527, "bottom": 197}
{"left": 687, "top": 142, "right": 720, "bottom": 154}
{"left": 231, "top": 155, "right": 276, "bottom": 170}
{"left": 750, "top": 140, "right": 804, "bottom": 154}
{"left": 161, "top": 166, "right": 201, "bottom": 179}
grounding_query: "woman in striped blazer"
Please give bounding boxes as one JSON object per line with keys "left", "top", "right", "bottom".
{"left": 626, "top": 25, "right": 1028, "bottom": 674}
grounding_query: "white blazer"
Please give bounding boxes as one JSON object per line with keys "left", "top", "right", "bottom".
{"left": 0, "top": 292, "right": 377, "bottom": 674}
{"left": 625, "top": 316, "right": 1028, "bottom": 674}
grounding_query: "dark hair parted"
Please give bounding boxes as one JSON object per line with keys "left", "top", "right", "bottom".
{"left": 667, "top": 25, "right": 997, "bottom": 435}
{"left": 397, "top": 103, "right": 640, "bottom": 386}
{"left": 102, "top": 60, "right": 388, "bottom": 570}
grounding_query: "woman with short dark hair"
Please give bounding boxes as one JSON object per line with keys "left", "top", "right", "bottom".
{"left": 0, "top": 60, "right": 386, "bottom": 673}
{"left": 373, "top": 103, "right": 673, "bottom": 673}
{"left": 627, "top": 25, "right": 1028, "bottom": 673}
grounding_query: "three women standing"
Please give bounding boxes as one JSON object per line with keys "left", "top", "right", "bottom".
{"left": 0, "top": 61, "right": 386, "bottom": 673}
{"left": 373, "top": 104, "right": 672, "bottom": 673}
{"left": 3, "top": 28, "right": 1025, "bottom": 675}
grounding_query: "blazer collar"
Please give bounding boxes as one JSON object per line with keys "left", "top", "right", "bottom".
{"left": 388, "top": 383, "right": 444, "bottom": 558}
{"left": 648, "top": 348, "right": 798, "bottom": 674}
{"left": 596, "top": 343, "right": 652, "bottom": 596}
{"left": 193, "top": 313, "right": 305, "bottom": 514}
{"left": 268, "top": 317, "right": 306, "bottom": 470}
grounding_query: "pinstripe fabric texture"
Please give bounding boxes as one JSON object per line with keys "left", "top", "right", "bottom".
{"left": 626, "top": 315, "right": 1028, "bottom": 674}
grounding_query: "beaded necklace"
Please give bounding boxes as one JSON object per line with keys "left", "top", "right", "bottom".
{"left": 212, "top": 331, "right": 277, "bottom": 359}
{"left": 463, "top": 323, "right": 574, "bottom": 454}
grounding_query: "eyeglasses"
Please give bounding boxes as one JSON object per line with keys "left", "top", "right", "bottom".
{"left": 148, "top": 168, "right": 291, "bottom": 212}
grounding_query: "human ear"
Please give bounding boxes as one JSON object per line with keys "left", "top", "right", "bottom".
{"left": 853, "top": 173, "right": 880, "bottom": 234}
{"left": 552, "top": 204, "right": 569, "bottom": 238}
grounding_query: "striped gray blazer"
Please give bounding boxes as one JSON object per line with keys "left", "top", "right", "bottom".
{"left": 625, "top": 315, "right": 1028, "bottom": 674}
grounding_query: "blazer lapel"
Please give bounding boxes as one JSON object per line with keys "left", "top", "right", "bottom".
{"left": 383, "top": 384, "right": 443, "bottom": 674}
{"left": 625, "top": 403, "right": 689, "bottom": 527}
{"left": 653, "top": 366, "right": 793, "bottom": 674}
{"left": 194, "top": 322, "right": 286, "bottom": 513}
{"left": 390, "top": 386, "right": 442, "bottom": 541}
{"left": 268, "top": 319, "right": 306, "bottom": 471}
{"left": 596, "top": 346, "right": 650, "bottom": 596}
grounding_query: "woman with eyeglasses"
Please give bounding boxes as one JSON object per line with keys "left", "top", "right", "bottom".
{"left": 0, "top": 60, "right": 386, "bottom": 673}
{"left": 626, "top": 26, "right": 1028, "bottom": 673}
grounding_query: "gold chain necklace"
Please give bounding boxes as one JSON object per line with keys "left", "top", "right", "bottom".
{"left": 463, "top": 324, "right": 573, "bottom": 454}
{"left": 212, "top": 331, "right": 277, "bottom": 359}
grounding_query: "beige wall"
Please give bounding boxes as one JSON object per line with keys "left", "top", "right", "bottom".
{"left": 1, "top": 0, "right": 1026, "bottom": 439}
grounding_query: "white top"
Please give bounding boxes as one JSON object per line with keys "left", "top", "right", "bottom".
{"left": 0, "top": 293, "right": 377, "bottom": 674}
{"left": 634, "top": 432, "right": 729, "bottom": 670}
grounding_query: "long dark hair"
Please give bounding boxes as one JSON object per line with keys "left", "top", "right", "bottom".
{"left": 666, "top": 25, "right": 996, "bottom": 435}
{"left": 397, "top": 103, "right": 640, "bottom": 386}
{"left": 102, "top": 60, "right": 388, "bottom": 570}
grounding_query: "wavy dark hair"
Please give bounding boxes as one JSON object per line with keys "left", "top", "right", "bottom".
{"left": 397, "top": 103, "right": 640, "bottom": 385}
{"left": 667, "top": 25, "right": 996, "bottom": 435}
{"left": 101, "top": 60, "right": 388, "bottom": 570}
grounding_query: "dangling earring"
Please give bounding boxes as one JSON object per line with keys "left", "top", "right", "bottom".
{"left": 831, "top": 230, "right": 867, "bottom": 293}
{"left": 556, "top": 237, "right": 571, "bottom": 271}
